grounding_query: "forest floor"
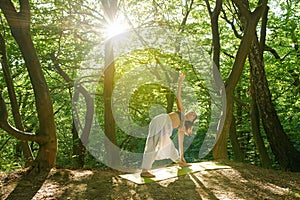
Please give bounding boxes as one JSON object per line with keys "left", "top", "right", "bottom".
{"left": 1, "top": 161, "right": 300, "bottom": 200}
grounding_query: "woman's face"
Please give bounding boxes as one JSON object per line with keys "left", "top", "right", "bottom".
{"left": 185, "top": 111, "right": 197, "bottom": 122}
{"left": 184, "top": 111, "right": 197, "bottom": 136}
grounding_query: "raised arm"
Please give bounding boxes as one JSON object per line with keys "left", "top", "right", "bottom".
{"left": 176, "top": 73, "right": 189, "bottom": 165}
{"left": 176, "top": 73, "right": 185, "bottom": 112}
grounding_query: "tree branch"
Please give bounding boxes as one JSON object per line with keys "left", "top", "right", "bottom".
{"left": 0, "top": 0, "right": 16, "bottom": 13}
{"left": 0, "top": 94, "right": 47, "bottom": 144}
{"left": 51, "top": 53, "right": 94, "bottom": 145}
{"left": 232, "top": 0, "right": 251, "bottom": 19}
{"left": 204, "top": 0, "right": 212, "bottom": 16}
{"left": 234, "top": 97, "right": 250, "bottom": 112}
{"left": 264, "top": 45, "right": 281, "bottom": 59}
{"left": 180, "top": 0, "right": 194, "bottom": 30}
{"left": 0, "top": 0, "right": 30, "bottom": 28}
{"left": 223, "top": 50, "right": 235, "bottom": 59}
{"left": 221, "top": 8, "right": 242, "bottom": 39}
{"left": 259, "top": 5, "right": 269, "bottom": 55}
{"left": 0, "top": 136, "right": 11, "bottom": 152}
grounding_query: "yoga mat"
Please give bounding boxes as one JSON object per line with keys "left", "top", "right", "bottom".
{"left": 119, "top": 161, "right": 231, "bottom": 184}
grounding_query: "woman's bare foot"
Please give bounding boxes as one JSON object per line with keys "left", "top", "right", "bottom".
{"left": 140, "top": 170, "right": 155, "bottom": 178}
{"left": 178, "top": 161, "right": 192, "bottom": 167}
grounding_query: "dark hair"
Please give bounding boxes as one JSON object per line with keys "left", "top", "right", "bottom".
{"left": 184, "top": 113, "right": 197, "bottom": 130}
{"left": 185, "top": 120, "right": 194, "bottom": 130}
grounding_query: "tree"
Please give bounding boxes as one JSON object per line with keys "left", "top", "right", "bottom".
{"left": 0, "top": 0, "right": 298, "bottom": 172}
{"left": 249, "top": 28, "right": 300, "bottom": 172}
{"left": 102, "top": 0, "right": 120, "bottom": 166}
{"left": 249, "top": 6, "right": 271, "bottom": 168}
{"left": 0, "top": 0, "right": 57, "bottom": 172}
{"left": 0, "top": 33, "right": 34, "bottom": 166}
{"left": 213, "top": 0, "right": 268, "bottom": 159}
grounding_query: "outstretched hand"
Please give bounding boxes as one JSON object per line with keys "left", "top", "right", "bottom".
{"left": 180, "top": 72, "right": 186, "bottom": 81}
{"left": 178, "top": 156, "right": 191, "bottom": 167}
{"left": 178, "top": 160, "right": 191, "bottom": 167}
{"left": 181, "top": 156, "right": 186, "bottom": 163}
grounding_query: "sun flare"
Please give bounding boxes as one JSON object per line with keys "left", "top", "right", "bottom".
{"left": 104, "top": 21, "right": 128, "bottom": 39}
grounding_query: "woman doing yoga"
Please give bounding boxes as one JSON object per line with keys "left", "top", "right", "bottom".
{"left": 140, "top": 73, "right": 197, "bottom": 178}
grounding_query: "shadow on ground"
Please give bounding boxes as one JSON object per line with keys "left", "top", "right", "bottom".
{"left": 1, "top": 161, "right": 300, "bottom": 200}
{"left": 1, "top": 169, "right": 50, "bottom": 200}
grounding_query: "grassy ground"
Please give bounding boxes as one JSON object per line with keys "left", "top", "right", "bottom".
{"left": 1, "top": 161, "right": 300, "bottom": 200}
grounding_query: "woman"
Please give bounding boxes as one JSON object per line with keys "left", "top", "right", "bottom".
{"left": 141, "top": 73, "right": 197, "bottom": 178}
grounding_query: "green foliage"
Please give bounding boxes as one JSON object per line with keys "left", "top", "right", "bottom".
{"left": 0, "top": 135, "right": 24, "bottom": 171}
{"left": 0, "top": 0, "right": 299, "bottom": 171}
{"left": 265, "top": 0, "right": 300, "bottom": 150}
{"left": 129, "top": 83, "right": 172, "bottom": 126}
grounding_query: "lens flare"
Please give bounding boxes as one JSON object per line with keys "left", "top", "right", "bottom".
{"left": 104, "top": 21, "right": 128, "bottom": 39}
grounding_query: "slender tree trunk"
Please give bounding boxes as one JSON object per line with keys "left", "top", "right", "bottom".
{"left": 0, "top": 34, "right": 33, "bottom": 166}
{"left": 72, "top": 86, "right": 94, "bottom": 167}
{"left": 104, "top": 40, "right": 120, "bottom": 166}
{"left": 166, "top": 92, "right": 175, "bottom": 113}
{"left": 249, "top": 70, "right": 271, "bottom": 168}
{"left": 205, "top": 0, "right": 229, "bottom": 160}
{"left": 236, "top": 87, "right": 243, "bottom": 131}
{"left": 51, "top": 54, "right": 90, "bottom": 168}
{"left": 249, "top": 15, "right": 272, "bottom": 167}
{"left": 205, "top": 0, "right": 222, "bottom": 70}
{"left": 229, "top": 115, "right": 245, "bottom": 162}
{"left": 72, "top": 120, "right": 85, "bottom": 168}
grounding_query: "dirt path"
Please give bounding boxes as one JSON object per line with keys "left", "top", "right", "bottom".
{"left": 1, "top": 161, "right": 300, "bottom": 200}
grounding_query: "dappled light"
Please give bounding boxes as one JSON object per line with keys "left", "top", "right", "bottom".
{"left": 1, "top": 0, "right": 300, "bottom": 199}
{"left": 1, "top": 162, "right": 300, "bottom": 199}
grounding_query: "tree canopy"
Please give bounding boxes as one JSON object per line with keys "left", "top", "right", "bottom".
{"left": 0, "top": 0, "right": 299, "bottom": 172}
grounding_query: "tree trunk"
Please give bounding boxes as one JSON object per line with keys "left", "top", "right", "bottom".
{"left": 101, "top": 0, "right": 120, "bottom": 167}
{"left": 249, "top": 35, "right": 300, "bottom": 171}
{"left": 0, "top": 0, "right": 57, "bottom": 171}
{"left": 205, "top": 0, "right": 222, "bottom": 70}
{"left": 213, "top": 0, "right": 267, "bottom": 159}
{"left": 104, "top": 40, "right": 120, "bottom": 167}
{"left": 249, "top": 18, "right": 272, "bottom": 168}
{"left": 229, "top": 115, "right": 245, "bottom": 162}
{"left": 249, "top": 74, "right": 271, "bottom": 168}
{"left": 50, "top": 53, "right": 91, "bottom": 168}
{"left": 166, "top": 92, "right": 175, "bottom": 113}
{"left": 72, "top": 120, "right": 85, "bottom": 168}
{"left": 72, "top": 86, "right": 94, "bottom": 167}
{"left": 0, "top": 34, "right": 33, "bottom": 166}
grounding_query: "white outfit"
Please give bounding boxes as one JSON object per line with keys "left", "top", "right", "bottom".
{"left": 141, "top": 113, "right": 180, "bottom": 170}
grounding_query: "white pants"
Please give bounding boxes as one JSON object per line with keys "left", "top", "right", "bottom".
{"left": 141, "top": 114, "right": 180, "bottom": 170}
